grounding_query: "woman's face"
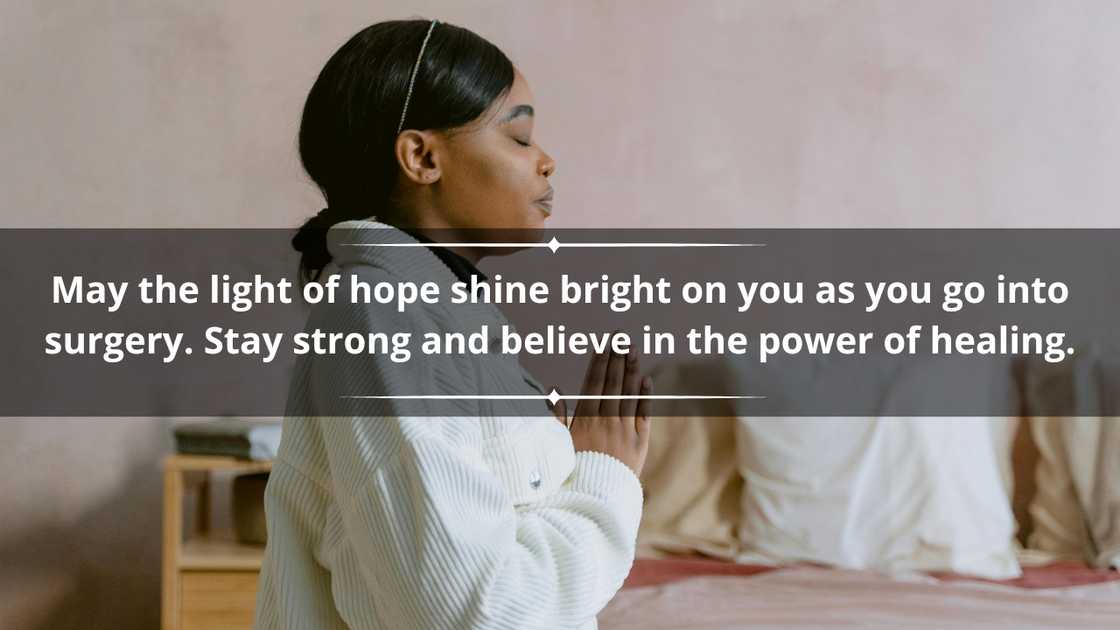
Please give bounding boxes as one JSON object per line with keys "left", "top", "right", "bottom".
{"left": 426, "top": 68, "right": 556, "bottom": 245}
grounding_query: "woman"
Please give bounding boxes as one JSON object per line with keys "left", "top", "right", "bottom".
{"left": 254, "top": 18, "right": 653, "bottom": 630}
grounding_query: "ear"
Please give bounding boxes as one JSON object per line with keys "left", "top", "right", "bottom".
{"left": 394, "top": 130, "right": 443, "bottom": 185}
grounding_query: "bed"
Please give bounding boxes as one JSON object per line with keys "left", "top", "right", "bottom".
{"left": 602, "top": 557, "right": 1120, "bottom": 629}
{"left": 617, "top": 357, "right": 1120, "bottom": 628}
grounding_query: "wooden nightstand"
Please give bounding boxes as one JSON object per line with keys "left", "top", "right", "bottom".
{"left": 162, "top": 455, "right": 272, "bottom": 630}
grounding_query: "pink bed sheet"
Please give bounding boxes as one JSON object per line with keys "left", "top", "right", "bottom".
{"left": 603, "top": 559, "right": 1120, "bottom": 629}
{"left": 622, "top": 557, "right": 1120, "bottom": 590}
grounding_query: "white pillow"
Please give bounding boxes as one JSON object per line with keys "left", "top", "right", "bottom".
{"left": 732, "top": 356, "right": 1021, "bottom": 579}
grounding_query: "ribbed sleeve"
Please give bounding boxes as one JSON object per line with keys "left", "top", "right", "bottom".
{"left": 314, "top": 421, "right": 643, "bottom": 630}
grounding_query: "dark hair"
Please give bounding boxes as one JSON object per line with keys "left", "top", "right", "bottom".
{"left": 292, "top": 19, "right": 515, "bottom": 282}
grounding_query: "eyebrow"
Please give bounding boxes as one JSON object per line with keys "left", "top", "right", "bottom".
{"left": 499, "top": 104, "right": 534, "bottom": 123}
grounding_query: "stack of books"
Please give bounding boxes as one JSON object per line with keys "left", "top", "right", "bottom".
{"left": 172, "top": 419, "right": 282, "bottom": 461}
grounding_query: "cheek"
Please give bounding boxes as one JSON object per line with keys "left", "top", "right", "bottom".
{"left": 479, "top": 151, "right": 534, "bottom": 196}
{"left": 456, "top": 148, "right": 539, "bottom": 221}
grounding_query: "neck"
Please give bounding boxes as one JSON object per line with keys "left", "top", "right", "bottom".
{"left": 396, "top": 216, "right": 483, "bottom": 265}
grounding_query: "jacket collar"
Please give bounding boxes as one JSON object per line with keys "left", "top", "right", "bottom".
{"left": 325, "top": 218, "right": 511, "bottom": 328}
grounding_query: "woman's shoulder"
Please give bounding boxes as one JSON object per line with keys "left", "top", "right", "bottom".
{"left": 306, "top": 263, "right": 474, "bottom": 335}
{"left": 311, "top": 416, "right": 486, "bottom": 480}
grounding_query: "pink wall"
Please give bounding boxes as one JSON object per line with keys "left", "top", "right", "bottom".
{"left": 3, "top": 1, "right": 1119, "bottom": 627}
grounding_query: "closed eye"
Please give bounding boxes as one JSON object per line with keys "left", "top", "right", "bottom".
{"left": 513, "top": 137, "right": 532, "bottom": 147}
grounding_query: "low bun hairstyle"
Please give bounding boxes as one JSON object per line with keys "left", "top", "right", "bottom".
{"left": 293, "top": 19, "right": 515, "bottom": 282}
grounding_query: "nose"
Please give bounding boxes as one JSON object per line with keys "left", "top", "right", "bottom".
{"left": 538, "top": 151, "right": 556, "bottom": 178}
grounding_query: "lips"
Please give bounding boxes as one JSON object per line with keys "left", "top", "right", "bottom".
{"left": 535, "top": 189, "right": 554, "bottom": 215}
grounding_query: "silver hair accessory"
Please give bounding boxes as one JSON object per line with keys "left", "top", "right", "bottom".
{"left": 397, "top": 19, "right": 439, "bottom": 135}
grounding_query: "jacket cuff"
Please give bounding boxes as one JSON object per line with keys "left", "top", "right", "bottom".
{"left": 570, "top": 451, "right": 645, "bottom": 528}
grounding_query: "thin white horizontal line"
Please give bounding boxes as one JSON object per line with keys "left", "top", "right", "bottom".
{"left": 342, "top": 394, "right": 765, "bottom": 400}
{"left": 340, "top": 242, "right": 766, "bottom": 248}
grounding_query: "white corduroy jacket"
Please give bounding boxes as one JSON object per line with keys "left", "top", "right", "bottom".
{"left": 253, "top": 219, "right": 644, "bottom": 630}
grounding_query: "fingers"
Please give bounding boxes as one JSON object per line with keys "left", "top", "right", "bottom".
{"left": 580, "top": 347, "right": 609, "bottom": 394}
{"left": 576, "top": 349, "right": 610, "bottom": 418}
{"left": 574, "top": 351, "right": 605, "bottom": 419}
{"left": 619, "top": 352, "right": 641, "bottom": 419}
{"left": 574, "top": 332, "right": 646, "bottom": 423}
{"left": 599, "top": 343, "right": 628, "bottom": 418}
{"left": 582, "top": 347, "right": 609, "bottom": 392}
{"left": 635, "top": 375, "right": 653, "bottom": 433}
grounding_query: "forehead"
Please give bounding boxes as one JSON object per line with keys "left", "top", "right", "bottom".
{"left": 493, "top": 68, "right": 534, "bottom": 122}
{"left": 506, "top": 68, "right": 533, "bottom": 104}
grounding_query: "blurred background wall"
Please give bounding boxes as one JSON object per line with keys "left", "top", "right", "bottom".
{"left": 2, "top": 1, "right": 1119, "bottom": 627}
